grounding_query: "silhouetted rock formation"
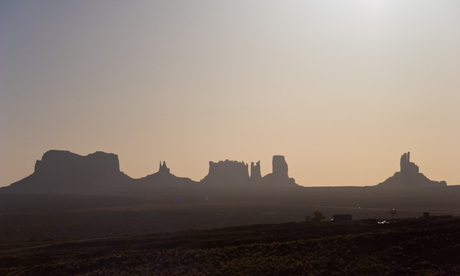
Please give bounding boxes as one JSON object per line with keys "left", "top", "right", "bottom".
{"left": 201, "top": 160, "right": 250, "bottom": 187}
{"left": 1, "top": 151, "right": 302, "bottom": 194}
{"left": 272, "top": 155, "right": 288, "bottom": 177}
{"left": 2, "top": 150, "right": 133, "bottom": 194}
{"left": 158, "top": 161, "right": 170, "bottom": 174}
{"left": 137, "top": 161, "right": 195, "bottom": 189}
{"left": 1, "top": 150, "right": 197, "bottom": 194}
{"left": 3, "top": 149, "right": 451, "bottom": 198}
{"left": 261, "top": 155, "right": 297, "bottom": 187}
{"left": 34, "top": 150, "right": 121, "bottom": 175}
{"left": 2, "top": 149, "right": 304, "bottom": 195}
{"left": 400, "top": 152, "right": 419, "bottom": 175}
{"left": 200, "top": 156, "right": 299, "bottom": 189}
{"left": 250, "top": 161, "right": 261, "bottom": 181}
{"left": 377, "top": 152, "right": 447, "bottom": 188}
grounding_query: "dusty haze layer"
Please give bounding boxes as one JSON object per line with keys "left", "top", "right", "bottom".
{"left": 1, "top": 1, "right": 460, "bottom": 187}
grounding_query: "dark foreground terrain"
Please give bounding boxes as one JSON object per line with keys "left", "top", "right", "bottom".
{"left": 1, "top": 216, "right": 460, "bottom": 275}
{"left": 1, "top": 192, "right": 458, "bottom": 249}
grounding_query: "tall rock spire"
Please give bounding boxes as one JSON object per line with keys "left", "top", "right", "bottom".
{"left": 250, "top": 161, "right": 261, "bottom": 180}
{"left": 400, "top": 152, "right": 419, "bottom": 174}
{"left": 159, "top": 161, "right": 170, "bottom": 174}
{"left": 272, "top": 155, "right": 288, "bottom": 177}
{"left": 378, "top": 152, "right": 446, "bottom": 188}
{"left": 258, "top": 155, "right": 297, "bottom": 187}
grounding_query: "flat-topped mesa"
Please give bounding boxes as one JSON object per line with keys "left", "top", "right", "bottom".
{"left": 34, "top": 150, "right": 120, "bottom": 175}
{"left": 250, "top": 161, "right": 261, "bottom": 180}
{"left": 5, "top": 150, "right": 131, "bottom": 194}
{"left": 377, "top": 152, "right": 447, "bottom": 188}
{"left": 201, "top": 160, "right": 250, "bottom": 186}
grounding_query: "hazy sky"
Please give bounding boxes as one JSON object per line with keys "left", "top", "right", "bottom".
{"left": 1, "top": 1, "right": 459, "bottom": 187}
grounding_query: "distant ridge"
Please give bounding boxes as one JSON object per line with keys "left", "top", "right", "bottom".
{"left": 2, "top": 151, "right": 459, "bottom": 233}
{"left": 1, "top": 150, "right": 451, "bottom": 195}
{"left": 1, "top": 150, "right": 198, "bottom": 194}
{"left": 0, "top": 150, "right": 299, "bottom": 195}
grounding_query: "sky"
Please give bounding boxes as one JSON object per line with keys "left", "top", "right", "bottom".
{"left": 1, "top": 0, "right": 460, "bottom": 188}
